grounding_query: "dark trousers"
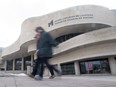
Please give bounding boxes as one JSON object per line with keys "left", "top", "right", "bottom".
{"left": 32, "top": 57, "right": 60, "bottom": 77}
{"left": 51, "top": 65, "right": 60, "bottom": 74}
{"left": 37, "top": 57, "right": 54, "bottom": 77}
{"left": 31, "top": 59, "right": 39, "bottom": 76}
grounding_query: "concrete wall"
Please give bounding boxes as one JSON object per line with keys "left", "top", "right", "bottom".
{"left": 1, "top": 5, "right": 116, "bottom": 60}
{"left": 0, "top": 5, "right": 116, "bottom": 75}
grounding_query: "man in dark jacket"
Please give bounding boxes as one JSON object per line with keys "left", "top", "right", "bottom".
{"left": 34, "top": 26, "right": 60, "bottom": 80}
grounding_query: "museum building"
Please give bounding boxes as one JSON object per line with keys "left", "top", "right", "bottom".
{"left": 0, "top": 5, "right": 116, "bottom": 75}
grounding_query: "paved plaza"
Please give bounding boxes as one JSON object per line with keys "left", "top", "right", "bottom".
{"left": 0, "top": 72, "right": 116, "bottom": 87}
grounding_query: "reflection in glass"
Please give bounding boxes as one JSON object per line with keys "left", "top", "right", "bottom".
{"left": 15, "top": 58, "right": 22, "bottom": 70}
{"left": 61, "top": 62, "right": 75, "bottom": 75}
{"left": 6, "top": 59, "right": 13, "bottom": 70}
{"left": 79, "top": 59, "right": 110, "bottom": 74}
{"left": 24, "top": 56, "right": 31, "bottom": 70}
{"left": 55, "top": 33, "right": 82, "bottom": 43}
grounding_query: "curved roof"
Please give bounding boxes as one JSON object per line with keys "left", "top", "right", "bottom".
{"left": 1, "top": 5, "right": 116, "bottom": 60}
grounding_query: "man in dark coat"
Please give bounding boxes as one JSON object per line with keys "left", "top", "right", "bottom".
{"left": 34, "top": 26, "right": 60, "bottom": 80}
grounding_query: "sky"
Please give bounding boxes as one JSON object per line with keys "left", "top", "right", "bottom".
{"left": 0, "top": 0, "right": 116, "bottom": 48}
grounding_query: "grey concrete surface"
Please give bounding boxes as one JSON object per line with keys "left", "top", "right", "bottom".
{"left": 0, "top": 73, "right": 116, "bottom": 87}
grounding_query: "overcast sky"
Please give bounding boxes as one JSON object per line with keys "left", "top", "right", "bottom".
{"left": 0, "top": 0, "right": 116, "bottom": 48}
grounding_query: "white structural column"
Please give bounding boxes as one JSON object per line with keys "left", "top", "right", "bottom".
{"left": 31, "top": 55, "right": 34, "bottom": 72}
{"left": 74, "top": 61, "right": 80, "bottom": 75}
{"left": 44, "top": 67, "right": 49, "bottom": 76}
{"left": 4, "top": 60, "right": 7, "bottom": 71}
{"left": 31, "top": 55, "right": 34, "bottom": 66}
{"left": 108, "top": 57, "right": 116, "bottom": 75}
{"left": 57, "top": 64, "right": 61, "bottom": 72}
{"left": 21, "top": 57, "right": 24, "bottom": 71}
{"left": 13, "top": 59, "right": 15, "bottom": 71}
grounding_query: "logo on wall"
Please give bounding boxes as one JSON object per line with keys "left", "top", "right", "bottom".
{"left": 48, "top": 14, "right": 94, "bottom": 27}
{"left": 48, "top": 20, "right": 54, "bottom": 27}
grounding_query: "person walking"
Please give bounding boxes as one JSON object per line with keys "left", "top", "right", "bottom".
{"left": 34, "top": 26, "right": 60, "bottom": 80}
{"left": 28, "top": 33, "right": 40, "bottom": 78}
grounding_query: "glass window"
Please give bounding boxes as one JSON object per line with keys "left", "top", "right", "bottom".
{"left": 61, "top": 62, "right": 75, "bottom": 75}
{"left": 15, "top": 58, "right": 22, "bottom": 70}
{"left": 79, "top": 58, "right": 110, "bottom": 74}
{"left": 55, "top": 33, "right": 83, "bottom": 43}
{"left": 24, "top": 56, "right": 31, "bottom": 70}
{"left": 6, "top": 59, "right": 13, "bottom": 70}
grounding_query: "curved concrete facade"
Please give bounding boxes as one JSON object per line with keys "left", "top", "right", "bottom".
{"left": 0, "top": 5, "right": 116, "bottom": 75}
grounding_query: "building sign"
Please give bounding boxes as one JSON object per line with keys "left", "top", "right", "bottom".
{"left": 48, "top": 14, "right": 94, "bottom": 27}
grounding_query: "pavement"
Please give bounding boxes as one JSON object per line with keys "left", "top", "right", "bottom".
{"left": 0, "top": 72, "right": 116, "bottom": 87}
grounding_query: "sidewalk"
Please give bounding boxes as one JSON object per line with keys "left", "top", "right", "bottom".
{"left": 0, "top": 73, "right": 116, "bottom": 87}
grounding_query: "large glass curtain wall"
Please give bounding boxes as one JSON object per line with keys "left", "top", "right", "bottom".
{"left": 79, "top": 58, "right": 110, "bottom": 74}
{"left": 15, "top": 58, "right": 22, "bottom": 70}
{"left": 6, "top": 59, "right": 13, "bottom": 70}
{"left": 55, "top": 33, "right": 82, "bottom": 43}
{"left": 24, "top": 56, "right": 31, "bottom": 70}
{"left": 61, "top": 62, "right": 75, "bottom": 75}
